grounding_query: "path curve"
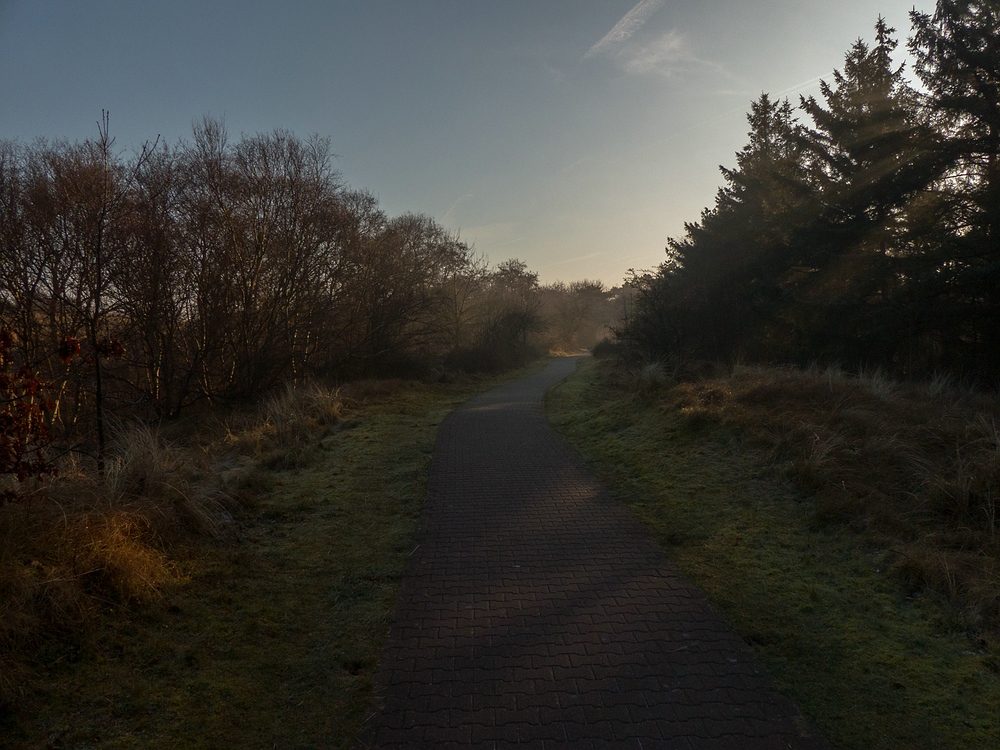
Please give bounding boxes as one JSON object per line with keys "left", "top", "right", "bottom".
{"left": 357, "top": 357, "right": 829, "bottom": 749}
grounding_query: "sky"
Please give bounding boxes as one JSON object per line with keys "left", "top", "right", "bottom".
{"left": 0, "top": 0, "right": 932, "bottom": 285}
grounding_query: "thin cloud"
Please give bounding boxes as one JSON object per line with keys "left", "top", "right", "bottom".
{"left": 585, "top": 0, "right": 665, "bottom": 59}
{"left": 620, "top": 29, "right": 730, "bottom": 79}
{"left": 712, "top": 75, "right": 826, "bottom": 105}
{"left": 622, "top": 29, "right": 687, "bottom": 76}
{"left": 583, "top": 1, "right": 728, "bottom": 80}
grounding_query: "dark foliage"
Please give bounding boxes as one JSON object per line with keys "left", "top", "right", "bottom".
{"left": 0, "top": 329, "right": 77, "bottom": 501}
{"left": 620, "top": 7, "right": 1000, "bottom": 386}
{"left": 0, "top": 120, "right": 553, "bottom": 479}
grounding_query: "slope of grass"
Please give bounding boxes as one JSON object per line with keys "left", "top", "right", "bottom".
{"left": 547, "top": 358, "right": 1000, "bottom": 750}
{"left": 5, "top": 363, "right": 544, "bottom": 749}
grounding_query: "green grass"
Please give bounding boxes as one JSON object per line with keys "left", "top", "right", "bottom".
{"left": 10, "top": 363, "right": 546, "bottom": 749}
{"left": 547, "top": 358, "right": 1000, "bottom": 750}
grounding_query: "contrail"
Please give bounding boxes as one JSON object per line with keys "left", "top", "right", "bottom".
{"left": 543, "top": 252, "right": 603, "bottom": 268}
{"left": 584, "top": 0, "right": 665, "bottom": 58}
{"left": 442, "top": 194, "right": 474, "bottom": 226}
{"left": 773, "top": 74, "right": 826, "bottom": 98}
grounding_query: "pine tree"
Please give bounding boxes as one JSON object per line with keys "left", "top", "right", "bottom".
{"left": 910, "top": 0, "right": 1000, "bottom": 375}
{"left": 657, "top": 93, "right": 812, "bottom": 361}
{"left": 910, "top": 0, "right": 1000, "bottom": 223}
{"left": 800, "top": 18, "right": 929, "bottom": 250}
{"left": 789, "top": 19, "right": 936, "bottom": 367}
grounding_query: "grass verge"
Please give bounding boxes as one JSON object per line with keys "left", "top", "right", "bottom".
{"left": 4, "top": 362, "right": 545, "bottom": 749}
{"left": 547, "top": 357, "right": 1000, "bottom": 750}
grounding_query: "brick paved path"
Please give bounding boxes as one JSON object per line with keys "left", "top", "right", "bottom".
{"left": 357, "top": 358, "right": 829, "bottom": 749}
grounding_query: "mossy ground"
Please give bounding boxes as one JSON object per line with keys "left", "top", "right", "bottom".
{"left": 547, "top": 358, "right": 1000, "bottom": 750}
{"left": 7, "top": 363, "right": 544, "bottom": 749}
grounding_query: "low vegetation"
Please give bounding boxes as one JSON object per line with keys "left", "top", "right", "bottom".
{"left": 548, "top": 357, "right": 1000, "bottom": 750}
{"left": 0, "top": 104, "right": 621, "bottom": 748}
{"left": 668, "top": 361, "right": 1000, "bottom": 629}
{"left": 589, "top": 7, "right": 1000, "bottom": 742}
{"left": 1, "top": 363, "right": 541, "bottom": 748}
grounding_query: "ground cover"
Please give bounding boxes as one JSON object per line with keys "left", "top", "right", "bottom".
{"left": 4, "top": 363, "right": 543, "bottom": 749}
{"left": 547, "top": 357, "right": 1000, "bottom": 750}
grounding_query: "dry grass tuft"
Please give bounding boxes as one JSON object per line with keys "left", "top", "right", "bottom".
{"left": 225, "top": 381, "right": 343, "bottom": 468}
{"left": 630, "top": 360, "right": 673, "bottom": 396}
{"left": 662, "top": 363, "right": 1000, "bottom": 629}
{"left": 0, "top": 390, "right": 310, "bottom": 710}
{"left": 105, "top": 423, "right": 179, "bottom": 501}
{"left": 69, "top": 510, "right": 174, "bottom": 602}
{"left": 338, "top": 378, "right": 407, "bottom": 403}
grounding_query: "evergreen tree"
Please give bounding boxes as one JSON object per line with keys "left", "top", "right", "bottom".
{"left": 910, "top": 1, "right": 1000, "bottom": 376}
{"left": 622, "top": 8, "right": 1000, "bottom": 379}
{"left": 911, "top": 0, "right": 1000, "bottom": 226}
{"left": 713, "top": 94, "right": 807, "bottom": 258}
{"left": 650, "top": 94, "right": 812, "bottom": 361}
{"left": 801, "top": 18, "right": 929, "bottom": 250}
{"left": 792, "top": 19, "right": 936, "bottom": 367}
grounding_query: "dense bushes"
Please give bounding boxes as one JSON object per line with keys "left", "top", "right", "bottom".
{"left": 0, "top": 119, "right": 553, "bottom": 476}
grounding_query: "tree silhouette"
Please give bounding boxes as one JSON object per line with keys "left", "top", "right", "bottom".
{"left": 910, "top": 0, "right": 1000, "bottom": 373}
{"left": 620, "top": 8, "right": 1000, "bottom": 383}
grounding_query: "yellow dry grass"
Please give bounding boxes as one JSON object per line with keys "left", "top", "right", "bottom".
{"left": 0, "top": 380, "right": 344, "bottom": 711}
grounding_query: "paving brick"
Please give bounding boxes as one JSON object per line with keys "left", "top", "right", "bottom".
{"left": 354, "top": 358, "right": 831, "bottom": 750}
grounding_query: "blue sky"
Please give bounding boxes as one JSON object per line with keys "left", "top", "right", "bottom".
{"left": 0, "top": 1, "right": 929, "bottom": 285}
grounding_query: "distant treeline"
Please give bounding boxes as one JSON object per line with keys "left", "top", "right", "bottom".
{"left": 0, "top": 116, "right": 618, "bottom": 469}
{"left": 621, "top": 2, "right": 1000, "bottom": 385}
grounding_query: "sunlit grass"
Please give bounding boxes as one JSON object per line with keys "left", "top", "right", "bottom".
{"left": 547, "top": 357, "right": 1000, "bottom": 750}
